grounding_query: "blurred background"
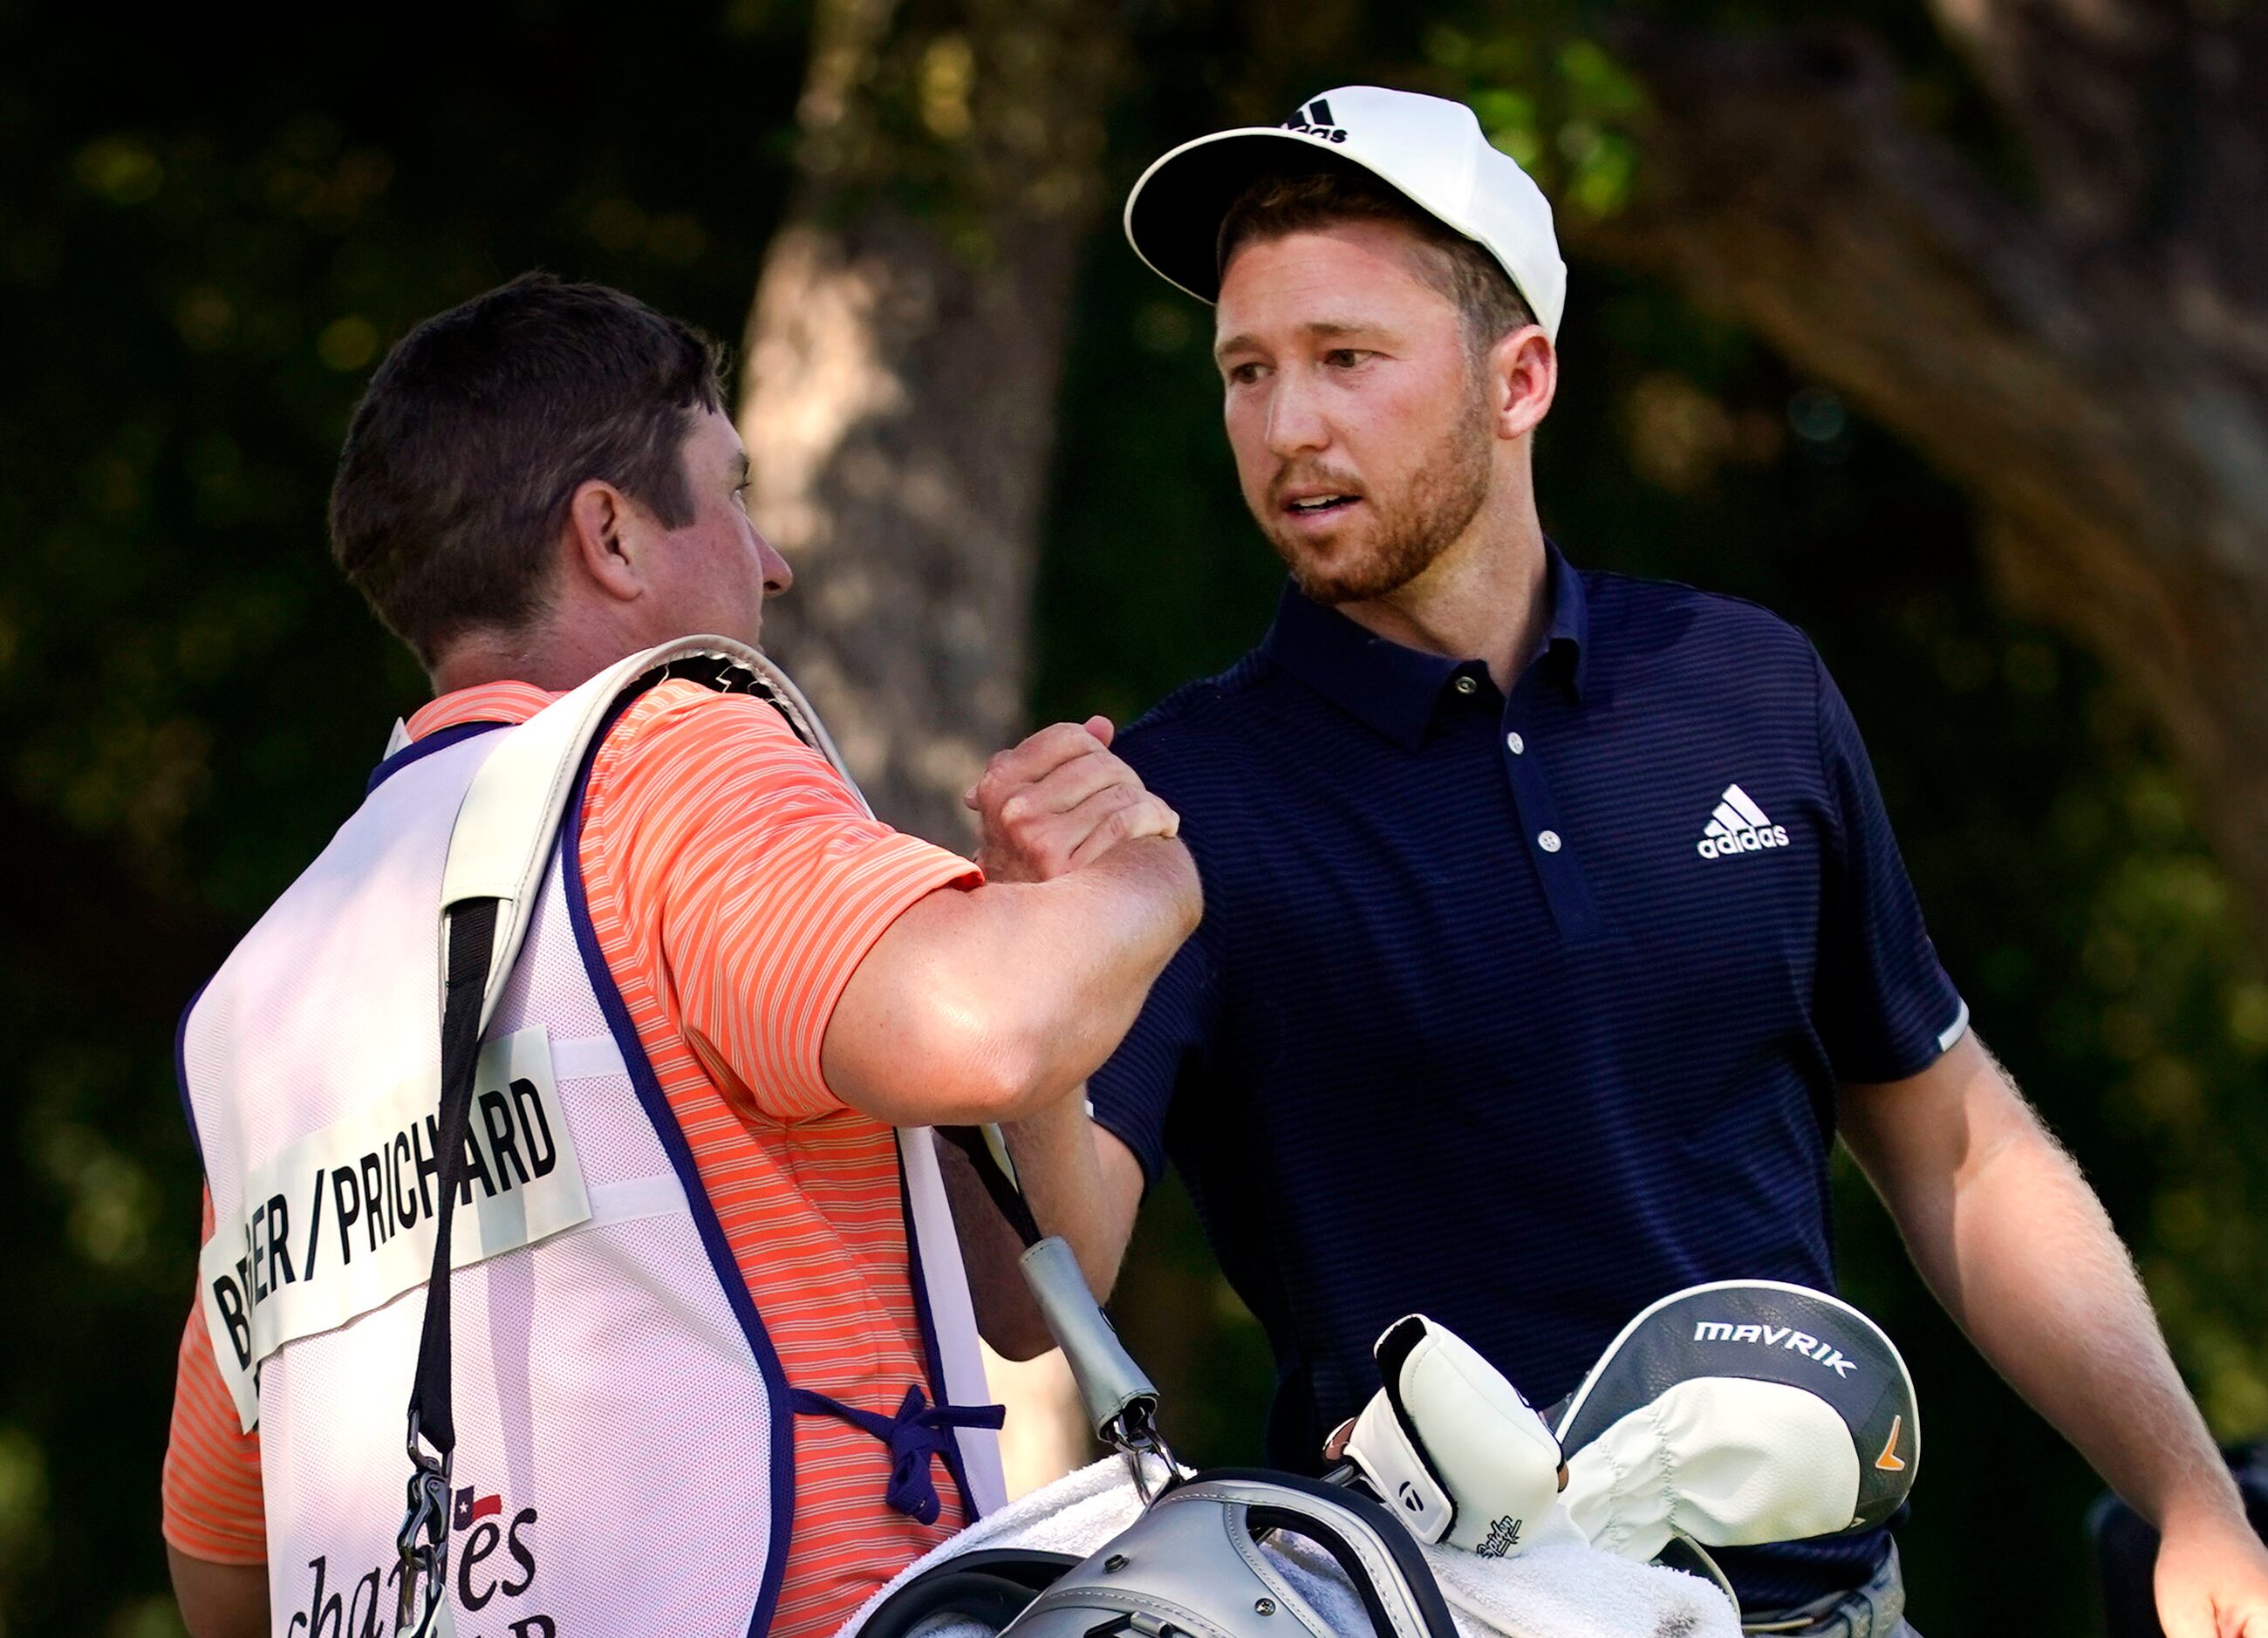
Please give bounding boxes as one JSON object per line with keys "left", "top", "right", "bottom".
{"left": 6, "top": 0, "right": 2268, "bottom": 1632}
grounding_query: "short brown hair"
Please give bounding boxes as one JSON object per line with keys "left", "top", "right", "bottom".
{"left": 329, "top": 273, "right": 726, "bottom": 666}
{"left": 1217, "top": 164, "right": 1537, "bottom": 358}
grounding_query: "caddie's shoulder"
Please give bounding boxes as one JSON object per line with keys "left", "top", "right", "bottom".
{"left": 598, "top": 678, "right": 847, "bottom": 808}
{"left": 615, "top": 676, "right": 808, "bottom": 747}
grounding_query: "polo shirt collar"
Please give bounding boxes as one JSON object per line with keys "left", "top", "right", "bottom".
{"left": 406, "top": 680, "right": 558, "bottom": 740}
{"left": 1260, "top": 541, "right": 1589, "bottom": 749}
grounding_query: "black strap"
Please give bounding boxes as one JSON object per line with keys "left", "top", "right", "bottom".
{"left": 856, "top": 1550, "right": 1079, "bottom": 1638}
{"left": 1201, "top": 1468, "right": 1461, "bottom": 1638}
{"left": 400, "top": 659, "right": 773, "bottom": 1469}
{"left": 1245, "top": 1501, "right": 1458, "bottom": 1638}
{"left": 407, "top": 896, "right": 499, "bottom": 1458}
{"left": 938, "top": 1124, "right": 1042, "bottom": 1249}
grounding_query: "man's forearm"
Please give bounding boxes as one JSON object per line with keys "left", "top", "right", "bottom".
{"left": 1849, "top": 1043, "right": 2239, "bottom": 1528}
{"left": 1000, "top": 1093, "right": 1135, "bottom": 1297}
{"left": 823, "top": 836, "right": 1199, "bottom": 1128}
{"left": 993, "top": 836, "right": 1202, "bottom": 1105}
{"left": 953, "top": 1095, "right": 1145, "bottom": 1354}
{"left": 939, "top": 1088, "right": 1130, "bottom": 1358}
{"left": 1923, "top": 1125, "right": 2235, "bottom": 1524}
{"left": 1848, "top": 1037, "right": 2268, "bottom": 1635}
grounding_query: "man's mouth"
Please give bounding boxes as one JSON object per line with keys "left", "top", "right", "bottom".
{"left": 1281, "top": 493, "right": 1361, "bottom": 520}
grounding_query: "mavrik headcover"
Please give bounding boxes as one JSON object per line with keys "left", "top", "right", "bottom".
{"left": 1339, "top": 1315, "right": 1563, "bottom": 1557}
{"left": 1554, "top": 1280, "right": 1919, "bottom": 1562}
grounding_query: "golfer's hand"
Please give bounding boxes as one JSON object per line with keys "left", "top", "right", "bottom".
{"left": 2155, "top": 1505, "right": 2268, "bottom": 1638}
{"left": 966, "top": 717, "right": 1180, "bottom": 883}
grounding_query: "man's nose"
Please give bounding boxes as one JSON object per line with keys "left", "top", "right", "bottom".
{"left": 1265, "top": 374, "right": 1330, "bottom": 459}
{"left": 758, "top": 533, "right": 794, "bottom": 597}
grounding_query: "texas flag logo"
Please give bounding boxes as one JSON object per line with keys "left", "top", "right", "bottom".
{"left": 454, "top": 1486, "right": 504, "bottom": 1532}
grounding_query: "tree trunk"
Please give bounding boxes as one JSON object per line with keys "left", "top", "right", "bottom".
{"left": 739, "top": 0, "right": 1117, "bottom": 848}
{"left": 1552, "top": 2, "right": 2268, "bottom": 947}
{"left": 736, "top": 0, "right": 1124, "bottom": 1494}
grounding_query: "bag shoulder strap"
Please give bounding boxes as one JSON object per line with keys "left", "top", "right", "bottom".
{"left": 441, "top": 636, "right": 837, "bottom": 1028}
{"left": 394, "top": 634, "right": 816, "bottom": 1635}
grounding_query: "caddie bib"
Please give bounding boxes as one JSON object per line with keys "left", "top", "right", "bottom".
{"left": 179, "top": 642, "right": 1005, "bottom": 1638}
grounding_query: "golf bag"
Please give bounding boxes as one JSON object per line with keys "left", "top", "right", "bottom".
{"left": 864, "top": 1157, "right": 1469, "bottom": 1638}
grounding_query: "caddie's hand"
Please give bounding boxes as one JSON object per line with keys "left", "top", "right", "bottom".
{"left": 2155, "top": 1503, "right": 2268, "bottom": 1638}
{"left": 965, "top": 716, "right": 1181, "bottom": 884}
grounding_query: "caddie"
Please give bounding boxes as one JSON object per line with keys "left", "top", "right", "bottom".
{"left": 160, "top": 274, "right": 1199, "bottom": 1638}
{"left": 974, "top": 87, "right": 2268, "bottom": 1635}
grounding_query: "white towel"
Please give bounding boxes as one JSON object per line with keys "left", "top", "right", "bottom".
{"left": 836, "top": 1459, "right": 1739, "bottom": 1638}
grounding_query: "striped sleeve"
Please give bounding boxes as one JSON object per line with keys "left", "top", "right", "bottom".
{"left": 1810, "top": 646, "right": 1966, "bottom": 1082}
{"left": 161, "top": 1191, "right": 266, "bottom": 1564}
{"left": 589, "top": 683, "right": 980, "bottom": 1122}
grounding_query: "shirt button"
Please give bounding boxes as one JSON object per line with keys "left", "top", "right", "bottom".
{"left": 1506, "top": 732, "right": 1525, "bottom": 754}
{"left": 1452, "top": 676, "right": 1479, "bottom": 696}
{"left": 1537, "top": 829, "right": 1562, "bottom": 853}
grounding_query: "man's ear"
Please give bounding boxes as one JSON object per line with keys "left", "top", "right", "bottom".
{"left": 563, "top": 479, "right": 647, "bottom": 604}
{"left": 1489, "top": 325, "right": 1558, "bottom": 442}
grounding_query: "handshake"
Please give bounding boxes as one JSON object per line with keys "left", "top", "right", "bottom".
{"left": 964, "top": 717, "right": 1186, "bottom": 885}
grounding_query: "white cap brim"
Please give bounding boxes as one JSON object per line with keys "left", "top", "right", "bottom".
{"left": 1122, "top": 92, "right": 1566, "bottom": 342}
{"left": 1123, "top": 126, "right": 1375, "bottom": 304}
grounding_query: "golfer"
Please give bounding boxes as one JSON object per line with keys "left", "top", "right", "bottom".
{"left": 160, "top": 274, "right": 1199, "bottom": 1638}
{"left": 986, "top": 88, "right": 2268, "bottom": 1635}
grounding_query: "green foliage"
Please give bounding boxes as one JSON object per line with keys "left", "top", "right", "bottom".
{"left": 1421, "top": 0, "right": 2023, "bottom": 221}
{"left": 1422, "top": 22, "right": 1646, "bottom": 220}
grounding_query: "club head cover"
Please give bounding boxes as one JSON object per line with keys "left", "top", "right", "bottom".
{"left": 1337, "top": 1315, "right": 1564, "bottom": 1556}
{"left": 1554, "top": 1280, "right": 1919, "bottom": 1561}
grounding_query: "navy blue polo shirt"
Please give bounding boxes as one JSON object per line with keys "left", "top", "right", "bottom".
{"left": 1089, "top": 545, "right": 1965, "bottom": 1610}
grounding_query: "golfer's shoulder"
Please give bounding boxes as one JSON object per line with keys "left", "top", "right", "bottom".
{"left": 1112, "top": 651, "right": 1281, "bottom": 799}
{"left": 1582, "top": 568, "right": 1822, "bottom": 692}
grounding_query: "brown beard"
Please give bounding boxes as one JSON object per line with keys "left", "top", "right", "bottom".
{"left": 1255, "top": 378, "right": 1495, "bottom": 605}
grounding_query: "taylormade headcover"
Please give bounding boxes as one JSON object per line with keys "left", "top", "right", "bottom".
{"left": 1338, "top": 1315, "right": 1563, "bottom": 1556}
{"left": 1554, "top": 1280, "right": 1918, "bottom": 1562}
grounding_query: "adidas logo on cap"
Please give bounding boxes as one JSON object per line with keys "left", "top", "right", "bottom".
{"left": 1696, "top": 784, "right": 1790, "bottom": 860}
{"left": 1283, "top": 97, "right": 1349, "bottom": 143}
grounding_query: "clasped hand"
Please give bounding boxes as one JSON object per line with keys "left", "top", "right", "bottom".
{"left": 965, "top": 717, "right": 1181, "bottom": 884}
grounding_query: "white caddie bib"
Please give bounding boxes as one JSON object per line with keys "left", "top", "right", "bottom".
{"left": 180, "top": 640, "right": 1004, "bottom": 1638}
{"left": 198, "top": 1026, "right": 594, "bottom": 1430}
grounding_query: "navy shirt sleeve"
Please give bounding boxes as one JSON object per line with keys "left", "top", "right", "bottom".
{"left": 1810, "top": 647, "right": 1968, "bottom": 1082}
{"left": 1088, "top": 912, "right": 1220, "bottom": 1189}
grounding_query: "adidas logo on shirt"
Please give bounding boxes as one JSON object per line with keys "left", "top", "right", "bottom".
{"left": 1696, "top": 784, "right": 1791, "bottom": 859}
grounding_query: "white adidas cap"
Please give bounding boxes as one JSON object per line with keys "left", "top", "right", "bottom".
{"left": 1124, "top": 85, "right": 1568, "bottom": 342}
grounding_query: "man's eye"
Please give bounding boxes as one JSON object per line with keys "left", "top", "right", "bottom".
{"left": 1225, "top": 361, "right": 1265, "bottom": 386}
{"left": 1324, "top": 348, "right": 1368, "bottom": 368}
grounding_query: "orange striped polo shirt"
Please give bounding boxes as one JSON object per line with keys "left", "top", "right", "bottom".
{"left": 164, "top": 676, "right": 986, "bottom": 1637}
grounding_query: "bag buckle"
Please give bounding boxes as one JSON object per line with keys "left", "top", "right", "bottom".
{"left": 1102, "top": 1400, "right": 1180, "bottom": 1505}
{"left": 394, "top": 1413, "right": 452, "bottom": 1637}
